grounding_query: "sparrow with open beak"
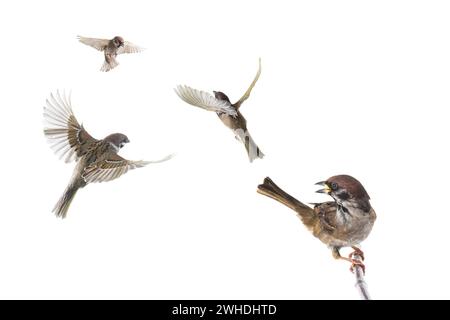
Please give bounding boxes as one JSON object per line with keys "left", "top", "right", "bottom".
{"left": 175, "top": 58, "right": 264, "bottom": 162}
{"left": 257, "top": 175, "right": 376, "bottom": 273}
{"left": 77, "top": 35, "right": 144, "bottom": 72}
{"left": 43, "top": 91, "right": 172, "bottom": 218}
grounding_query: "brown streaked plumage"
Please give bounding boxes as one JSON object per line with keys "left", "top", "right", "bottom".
{"left": 43, "top": 91, "right": 172, "bottom": 218}
{"left": 77, "top": 35, "right": 144, "bottom": 72}
{"left": 175, "top": 58, "right": 264, "bottom": 162}
{"left": 257, "top": 176, "right": 376, "bottom": 273}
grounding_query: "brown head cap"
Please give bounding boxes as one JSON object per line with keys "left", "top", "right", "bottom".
{"left": 327, "top": 175, "right": 370, "bottom": 201}
{"left": 104, "top": 133, "right": 129, "bottom": 149}
{"left": 112, "top": 36, "right": 125, "bottom": 47}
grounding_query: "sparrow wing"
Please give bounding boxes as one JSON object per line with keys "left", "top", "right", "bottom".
{"left": 77, "top": 36, "right": 109, "bottom": 51}
{"left": 82, "top": 154, "right": 173, "bottom": 183}
{"left": 234, "top": 58, "right": 261, "bottom": 109}
{"left": 44, "top": 91, "right": 98, "bottom": 163}
{"left": 175, "top": 85, "right": 237, "bottom": 116}
{"left": 313, "top": 202, "right": 339, "bottom": 232}
{"left": 117, "top": 41, "right": 144, "bottom": 55}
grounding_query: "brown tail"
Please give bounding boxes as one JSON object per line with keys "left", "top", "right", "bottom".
{"left": 257, "top": 177, "right": 317, "bottom": 229}
{"left": 53, "top": 183, "right": 80, "bottom": 219}
{"left": 235, "top": 129, "right": 264, "bottom": 162}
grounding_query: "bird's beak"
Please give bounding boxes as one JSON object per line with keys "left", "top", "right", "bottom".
{"left": 125, "top": 138, "right": 130, "bottom": 143}
{"left": 315, "top": 181, "right": 331, "bottom": 194}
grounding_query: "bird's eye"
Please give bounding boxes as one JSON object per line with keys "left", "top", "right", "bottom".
{"left": 331, "top": 182, "right": 338, "bottom": 190}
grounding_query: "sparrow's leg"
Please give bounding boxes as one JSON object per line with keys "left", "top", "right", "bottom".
{"left": 332, "top": 247, "right": 366, "bottom": 274}
{"left": 349, "top": 246, "right": 365, "bottom": 261}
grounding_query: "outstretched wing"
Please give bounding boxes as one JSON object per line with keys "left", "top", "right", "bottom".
{"left": 175, "top": 85, "right": 237, "bottom": 116}
{"left": 43, "top": 91, "right": 98, "bottom": 163}
{"left": 77, "top": 36, "right": 109, "bottom": 51}
{"left": 234, "top": 58, "right": 261, "bottom": 109}
{"left": 117, "top": 41, "right": 144, "bottom": 54}
{"left": 82, "top": 153, "right": 173, "bottom": 183}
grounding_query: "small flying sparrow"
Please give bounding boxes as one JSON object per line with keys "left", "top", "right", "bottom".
{"left": 77, "top": 35, "right": 144, "bottom": 72}
{"left": 175, "top": 58, "right": 264, "bottom": 162}
{"left": 257, "top": 175, "right": 376, "bottom": 273}
{"left": 43, "top": 91, "right": 172, "bottom": 218}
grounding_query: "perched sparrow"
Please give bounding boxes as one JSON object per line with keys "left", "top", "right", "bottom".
{"left": 175, "top": 58, "right": 264, "bottom": 162}
{"left": 43, "top": 91, "right": 172, "bottom": 218}
{"left": 257, "top": 175, "right": 376, "bottom": 273}
{"left": 77, "top": 35, "right": 143, "bottom": 72}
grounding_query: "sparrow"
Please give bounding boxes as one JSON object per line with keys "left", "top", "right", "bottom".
{"left": 257, "top": 175, "right": 376, "bottom": 273}
{"left": 77, "top": 35, "right": 144, "bottom": 72}
{"left": 43, "top": 91, "right": 172, "bottom": 218}
{"left": 175, "top": 58, "right": 264, "bottom": 162}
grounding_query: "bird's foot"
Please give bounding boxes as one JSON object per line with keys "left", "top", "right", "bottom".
{"left": 349, "top": 259, "right": 365, "bottom": 275}
{"left": 348, "top": 247, "right": 365, "bottom": 261}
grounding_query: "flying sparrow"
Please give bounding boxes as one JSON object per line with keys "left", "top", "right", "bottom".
{"left": 43, "top": 91, "right": 172, "bottom": 218}
{"left": 77, "top": 35, "right": 144, "bottom": 72}
{"left": 257, "top": 175, "right": 376, "bottom": 273}
{"left": 175, "top": 58, "right": 264, "bottom": 162}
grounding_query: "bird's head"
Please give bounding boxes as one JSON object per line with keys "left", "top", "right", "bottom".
{"left": 213, "top": 91, "right": 231, "bottom": 103}
{"left": 104, "top": 133, "right": 130, "bottom": 151}
{"left": 315, "top": 175, "right": 371, "bottom": 210}
{"left": 112, "top": 36, "right": 125, "bottom": 48}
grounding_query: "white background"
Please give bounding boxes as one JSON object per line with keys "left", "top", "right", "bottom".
{"left": 0, "top": 0, "right": 449, "bottom": 300}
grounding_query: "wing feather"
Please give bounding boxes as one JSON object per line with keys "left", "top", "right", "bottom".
{"left": 83, "top": 154, "right": 173, "bottom": 183}
{"left": 43, "top": 91, "right": 98, "bottom": 163}
{"left": 117, "top": 41, "right": 144, "bottom": 54}
{"left": 234, "top": 58, "right": 261, "bottom": 109}
{"left": 77, "top": 36, "right": 109, "bottom": 51}
{"left": 175, "top": 85, "right": 237, "bottom": 116}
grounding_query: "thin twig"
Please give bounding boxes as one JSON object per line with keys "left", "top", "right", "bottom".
{"left": 352, "top": 254, "right": 371, "bottom": 300}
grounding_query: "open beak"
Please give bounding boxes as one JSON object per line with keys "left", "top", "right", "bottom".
{"left": 315, "top": 181, "right": 331, "bottom": 194}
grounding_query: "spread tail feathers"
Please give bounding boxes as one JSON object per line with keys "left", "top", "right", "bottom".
{"left": 53, "top": 184, "right": 80, "bottom": 219}
{"left": 235, "top": 129, "right": 264, "bottom": 162}
{"left": 257, "top": 177, "right": 317, "bottom": 229}
{"left": 101, "top": 58, "right": 119, "bottom": 72}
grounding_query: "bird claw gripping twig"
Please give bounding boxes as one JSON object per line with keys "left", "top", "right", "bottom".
{"left": 348, "top": 247, "right": 366, "bottom": 275}
{"left": 349, "top": 258, "right": 366, "bottom": 275}
{"left": 349, "top": 247, "right": 365, "bottom": 261}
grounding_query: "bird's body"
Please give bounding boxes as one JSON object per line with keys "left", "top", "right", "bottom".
{"left": 43, "top": 91, "right": 172, "bottom": 218}
{"left": 311, "top": 201, "right": 376, "bottom": 248}
{"left": 175, "top": 58, "right": 264, "bottom": 162}
{"left": 257, "top": 176, "right": 376, "bottom": 272}
{"left": 217, "top": 109, "right": 246, "bottom": 131}
{"left": 77, "top": 35, "right": 143, "bottom": 72}
{"left": 103, "top": 41, "right": 120, "bottom": 71}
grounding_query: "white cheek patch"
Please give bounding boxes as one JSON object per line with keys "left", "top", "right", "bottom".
{"left": 109, "top": 142, "right": 120, "bottom": 152}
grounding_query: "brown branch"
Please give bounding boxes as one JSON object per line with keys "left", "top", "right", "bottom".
{"left": 352, "top": 254, "right": 371, "bottom": 300}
